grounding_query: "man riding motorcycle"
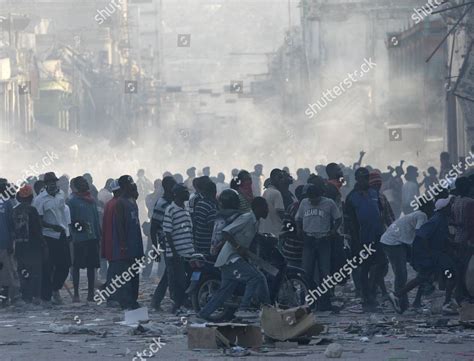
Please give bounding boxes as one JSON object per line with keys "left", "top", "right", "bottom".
{"left": 197, "top": 193, "right": 270, "bottom": 320}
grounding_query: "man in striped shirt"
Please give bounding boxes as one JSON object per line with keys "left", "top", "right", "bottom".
{"left": 163, "top": 184, "right": 194, "bottom": 314}
{"left": 193, "top": 181, "right": 217, "bottom": 255}
{"left": 150, "top": 176, "right": 176, "bottom": 311}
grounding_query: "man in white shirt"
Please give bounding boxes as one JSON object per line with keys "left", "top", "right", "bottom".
{"left": 381, "top": 200, "right": 433, "bottom": 311}
{"left": 401, "top": 166, "right": 420, "bottom": 215}
{"left": 33, "top": 172, "right": 71, "bottom": 304}
{"left": 259, "top": 169, "right": 285, "bottom": 236}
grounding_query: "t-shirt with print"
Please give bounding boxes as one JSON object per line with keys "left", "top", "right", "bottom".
{"left": 163, "top": 202, "right": 195, "bottom": 257}
{"left": 295, "top": 197, "right": 341, "bottom": 238}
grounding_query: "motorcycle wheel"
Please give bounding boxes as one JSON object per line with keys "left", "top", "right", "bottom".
{"left": 276, "top": 275, "right": 309, "bottom": 307}
{"left": 191, "top": 276, "right": 236, "bottom": 322}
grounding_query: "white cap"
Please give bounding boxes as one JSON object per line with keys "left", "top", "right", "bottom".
{"left": 109, "top": 179, "right": 120, "bottom": 192}
{"left": 435, "top": 195, "right": 452, "bottom": 211}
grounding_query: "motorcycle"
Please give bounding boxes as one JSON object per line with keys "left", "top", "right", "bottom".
{"left": 186, "top": 233, "right": 308, "bottom": 322}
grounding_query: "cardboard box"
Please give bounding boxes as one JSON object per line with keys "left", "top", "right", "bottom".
{"left": 187, "top": 323, "right": 262, "bottom": 349}
{"left": 460, "top": 302, "right": 474, "bottom": 322}
{"left": 261, "top": 305, "right": 325, "bottom": 341}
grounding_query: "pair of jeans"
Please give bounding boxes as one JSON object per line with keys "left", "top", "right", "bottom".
{"left": 382, "top": 244, "right": 409, "bottom": 309}
{"left": 199, "top": 258, "right": 270, "bottom": 319}
{"left": 41, "top": 235, "right": 71, "bottom": 301}
{"left": 302, "top": 235, "right": 332, "bottom": 307}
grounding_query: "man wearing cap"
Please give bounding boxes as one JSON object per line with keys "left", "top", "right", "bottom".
{"left": 163, "top": 183, "right": 194, "bottom": 314}
{"left": 32, "top": 172, "right": 71, "bottom": 304}
{"left": 112, "top": 175, "right": 144, "bottom": 309}
{"left": 12, "top": 185, "right": 44, "bottom": 304}
{"left": 382, "top": 199, "right": 433, "bottom": 312}
{"left": 345, "top": 167, "right": 386, "bottom": 312}
{"left": 388, "top": 196, "right": 458, "bottom": 314}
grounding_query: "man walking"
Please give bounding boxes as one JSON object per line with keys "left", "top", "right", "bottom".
{"left": 33, "top": 172, "right": 71, "bottom": 304}
{"left": 163, "top": 184, "right": 195, "bottom": 314}
{"left": 112, "top": 175, "right": 144, "bottom": 309}
{"left": 297, "top": 180, "right": 341, "bottom": 311}
{"left": 150, "top": 176, "right": 177, "bottom": 311}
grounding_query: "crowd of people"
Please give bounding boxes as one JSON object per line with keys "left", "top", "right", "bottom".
{"left": 0, "top": 150, "right": 473, "bottom": 320}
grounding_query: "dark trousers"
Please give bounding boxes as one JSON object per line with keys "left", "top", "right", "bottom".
{"left": 302, "top": 235, "right": 331, "bottom": 308}
{"left": 41, "top": 236, "right": 71, "bottom": 301}
{"left": 142, "top": 237, "right": 154, "bottom": 279}
{"left": 166, "top": 256, "right": 188, "bottom": 310}
{"left": 17, "top": 253, "right": 42, "bottom": 302}
{"left": 108, "top": 259, "right": 140, "bottom": 309}
{"left": 355, "top": 241, "right": 387, "bottom": 306}
{"left": 199, "top": 258, "right": 270, "bottom": 319}
{"left": 383, "top": 244, "right": 409, "bottom": 309}
{"left": 152, "top": 267, "right": 168, "bottom": 308}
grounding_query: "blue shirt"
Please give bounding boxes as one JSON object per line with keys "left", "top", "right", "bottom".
{"left": 346, "top": 188, "right": 384, "bottom": 245}
{"left": 412, "top": 211, "right": 449, "bottom": 271}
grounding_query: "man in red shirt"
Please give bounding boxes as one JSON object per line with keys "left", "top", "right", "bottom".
{"left": 99, "top": 180, "right": 121, "bottom": 306}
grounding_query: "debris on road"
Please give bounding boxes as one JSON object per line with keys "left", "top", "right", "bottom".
{"left": 324, "top": 343, "right": 343, "bottom": 358}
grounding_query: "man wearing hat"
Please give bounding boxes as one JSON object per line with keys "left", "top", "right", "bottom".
{"left": 32, "top": 172, "right": 71, "bottom": 304}
{"left": 12, "top": 185, "right": 44, "bottom": 304}
{"left": 163, "top": 183, "right": 194, "bottom": 314}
